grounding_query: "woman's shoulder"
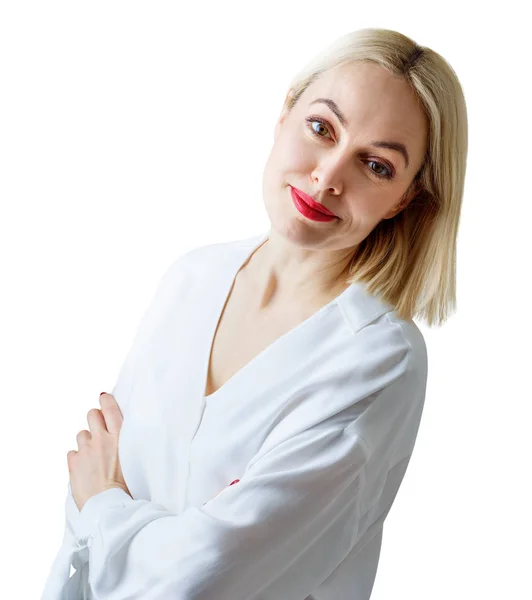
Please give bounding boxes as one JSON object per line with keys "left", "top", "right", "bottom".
{"left": 334, "top": 283, "right": 428, "bottom": 399}
{"left": 338, "top": 282, "right": 426, "bottom": 359}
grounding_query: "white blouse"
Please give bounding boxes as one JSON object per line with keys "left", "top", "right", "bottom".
{"left": 41, "top": 230, "right": 428, "bottom": 600}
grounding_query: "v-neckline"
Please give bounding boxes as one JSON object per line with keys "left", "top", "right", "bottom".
{"left": 201, "top": 231, "right": 355, "bottom": 403}
{"left": 202, "top": 231, "right": 269, "bottom": 402}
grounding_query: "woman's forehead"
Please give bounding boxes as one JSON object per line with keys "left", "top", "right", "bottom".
{"left": 305, "top": 62, "right": 414, "bottom": 106}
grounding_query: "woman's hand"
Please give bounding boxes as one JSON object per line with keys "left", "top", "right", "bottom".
{"left": 67, "top": 392, "right": 131, "bottom": 512}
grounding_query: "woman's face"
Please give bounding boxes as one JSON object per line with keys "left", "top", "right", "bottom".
{"left": 261, "top": 61, "right": 429, "bottom": 251}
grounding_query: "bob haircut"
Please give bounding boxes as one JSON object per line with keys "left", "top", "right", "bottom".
{"left": 283, "top": 28, "right": 468, "bottom": 328}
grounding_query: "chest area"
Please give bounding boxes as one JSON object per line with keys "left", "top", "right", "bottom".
{"left": 205, "top": 285, "right": 314, "bottom": 397}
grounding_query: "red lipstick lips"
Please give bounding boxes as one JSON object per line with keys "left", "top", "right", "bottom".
{"left": 290, "top": 186, "right": 339, "bottom": 222}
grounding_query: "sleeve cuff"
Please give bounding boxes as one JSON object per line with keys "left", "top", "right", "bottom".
{"left": 73, "top": 487, "right": 135, "bottom": 544}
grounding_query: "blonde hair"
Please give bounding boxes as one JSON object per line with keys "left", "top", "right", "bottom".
{"left": 284, "top": 28, "right": 468, "bottom": 327}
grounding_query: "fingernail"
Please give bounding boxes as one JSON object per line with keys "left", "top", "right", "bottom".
{"left": 100, "top": 392, "right": 106, "bottom": 396}
{"left": 230, "top": 479, "right": 240, "bottom": 486}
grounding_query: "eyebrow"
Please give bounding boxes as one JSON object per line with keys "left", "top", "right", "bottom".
{"left": 309, "top": 98, "right": 410, "bottom": 169}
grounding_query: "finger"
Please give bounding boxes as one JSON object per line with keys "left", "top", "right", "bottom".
{"left": 76, "top": 429, "right": 91, "bottom": 447}
{"left": 99, "top": 393, "right": 123, "bottom": 435}
{"left": 87, "top": 408, "right": 108, "bottom": 433}
{"left": 66, "top": 449, "right": 77, "bottom": 470}
{"left": 99, "top": 392, "right": 122, "bottom": 415}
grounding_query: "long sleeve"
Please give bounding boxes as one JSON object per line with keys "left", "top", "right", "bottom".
{"left": 68, "top": 419, "right": 370, "bottom": 600}
{"left": 56, "top": 308, "right": 423, "bottom": 600}
{"left": 56, "top": 314, "right": 420, "bottom": 600}
{"left": 40, "top": 253, "right": 192, "bottom": 600}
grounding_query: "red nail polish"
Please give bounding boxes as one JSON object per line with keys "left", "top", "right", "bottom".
{"left": 230, "top": 479, "right": 240, "bottom": 486}
{"left": 100, "top": 392, "right": 106, "bottom": 396}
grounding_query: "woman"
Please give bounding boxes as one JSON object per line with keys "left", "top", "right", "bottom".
{"left": 41, "top": 27, "right": 468, "bottom": 600}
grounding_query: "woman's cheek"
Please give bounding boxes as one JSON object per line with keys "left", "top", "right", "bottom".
{"left": 282, "top": 138, "right": 313, "bottom": 170}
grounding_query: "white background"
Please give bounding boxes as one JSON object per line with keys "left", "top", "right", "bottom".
{"left": 1, "top": 1, "right": 530, "bottom": 598}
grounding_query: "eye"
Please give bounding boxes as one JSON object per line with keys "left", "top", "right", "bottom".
{"left": 305, "top": 116, "right": 333, "bottom": 139}
{"left": 367, "top": 160, "right": 393, "bottom": 179}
